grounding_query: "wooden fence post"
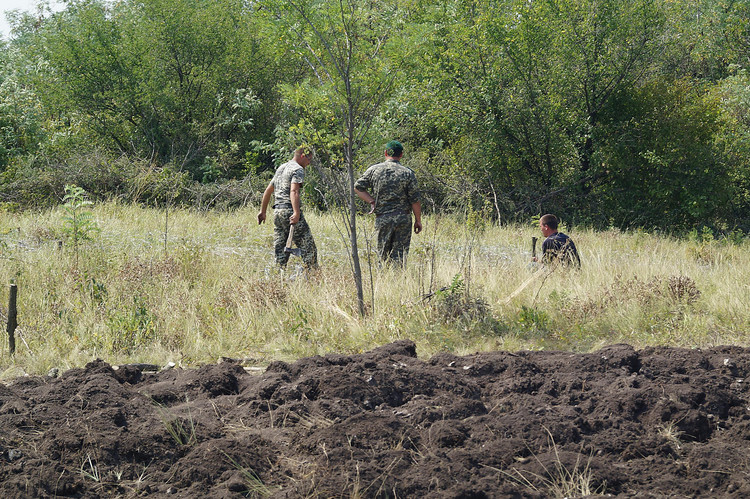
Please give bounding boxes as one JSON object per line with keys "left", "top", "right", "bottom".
{"left": 7, "top": 283, "right": 17, "bottom": 355}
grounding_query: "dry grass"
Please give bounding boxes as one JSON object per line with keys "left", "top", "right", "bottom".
{"left": 0, "top": 201, "right": 747, "bottom": 374}
{"left": 486, "top": 427, "right": 606, "bottom": 497}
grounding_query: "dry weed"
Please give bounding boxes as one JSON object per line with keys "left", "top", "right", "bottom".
{"left": 560, "top": 274, "right": 702, "bottom": 322}
{"left": 239, "top": 276, "right": 289, "bottom": 308}
{"left": 119, "top": 256, "right": 179, "bottom": 283}
{"left": 667, "top": 275, "right": 701, "bottom": 304}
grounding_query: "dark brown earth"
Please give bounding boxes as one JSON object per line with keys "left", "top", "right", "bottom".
{"left": 1, "top": 340, "right": 750, "bottom": 498}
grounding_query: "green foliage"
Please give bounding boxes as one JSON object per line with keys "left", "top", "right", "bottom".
{"left": 596, "top": 77, "right": 727, "bottom": 229}
{"left": 107, "top": 295, "right": 157, "bottom": 354}
{"left": 287, "top": 304, "right": 314, "bottom": 342}
{"left": 127, "top": 162, "right": 192, "bottom": 207}
{"left": 442, "top": 274, "right": 465, "bottom": 296}
{"left": 714, "top": 69, "right": 750, "bottom": 226}
{"left": 267, "top": 0, "right": 420, "bottom": 178}
{"left": 659, "top": 0, "right": 750, "bottom": 81}
{"left": 62, "top": 184, "right": 100, "bottom": 266}
{"left": 1, "top": 149, "right": 130, "bottom": 206}
{"left": 86, "top": 277, "right": 108, "bottom": 306}
{"left": 430, "top": 273, "right": 491, "bottom": 323}
{"left": 0, "top": 0, "right": 749, "bottom": 231}
{"left": 156, "top": 400, "right": 197, "bottom": 446}
{"left": 687, "top": 226, "right": 717, "bottom": 245}
{"left": 0, "top": 48, "right": 45, "bottom": 170}
{"left": 27, "top": 0, "right": 279, "bottom": 178}
{"left": 62, "top": 185, "right": 98, "bottom": 239}
{"left": 466, "top": 201, "right": 493, "bottom": 232}
{"left": 517, "top": 305, "right": 550, "bottom": 334}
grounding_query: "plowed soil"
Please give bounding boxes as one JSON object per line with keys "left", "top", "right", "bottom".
{"left": 1, "top": 340, "right": 749, "bottom": 498}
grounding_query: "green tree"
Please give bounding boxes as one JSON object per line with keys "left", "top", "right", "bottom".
{"left": 32, "top": 0, "right": 279, "bottom": 178}
{"left": 398, "top": 0, "right": 667, "bottom": 223}
{"left": 714, "top": 69, "right": 750, "bottom": 228}
{"left": 62, "top": 184, "right": 100, "bottom": 267}
{"left": 390, "top": 0, "right": 513, "bottom": 215}
{"left": 596, "top": 77, "right": 727, "bottom": 229}
{"left": 490, "top": 0, "right": 665, "bottom": 212}
{"left": 268, "top": 0, "right": 420, "bottom": 315}
{"left": 657, "top": 0, "right": 750, "bottom": 81}
{"left": 0, "top": 44, "right": 45, "bottom": 170}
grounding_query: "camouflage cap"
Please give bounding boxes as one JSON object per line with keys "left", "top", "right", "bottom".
{"left": 385, "top": 140, "right": 403, "bottom": 157}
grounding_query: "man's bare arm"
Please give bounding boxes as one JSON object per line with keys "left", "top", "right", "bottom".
{"left": 289, "top": 182, "right": 301, "bottom": 224}
{"left": 355, "top": 188, "right": 376, "bottom": 213}
{"left": 412, "top": 201, "right": 422, "bottom": 234}
{"left": 257, "top": 183, "right": 274, "bottom": 224}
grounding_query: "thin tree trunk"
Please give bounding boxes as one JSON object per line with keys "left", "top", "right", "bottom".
{"left": 345, "top": 119, "right": 366, "bottom": 317}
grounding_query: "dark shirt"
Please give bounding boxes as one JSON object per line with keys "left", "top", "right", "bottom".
{"left": 542, "top": 232, "right": 580, "bottom": 267}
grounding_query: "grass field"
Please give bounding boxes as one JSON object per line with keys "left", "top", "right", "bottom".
{"left": 0, "top": 201, "right": 747, "bottom": 376}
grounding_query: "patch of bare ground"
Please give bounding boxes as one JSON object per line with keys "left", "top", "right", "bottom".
{"left": 1, "top": 340, "right": 749, "bottom": 497}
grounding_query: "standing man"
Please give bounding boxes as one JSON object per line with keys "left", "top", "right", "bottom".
{"left": 532, "top": 213, "right": 580, "bottom": 267}
{"left": 257, "top": 145, "right": 318, "bottom": 269}
{"left": 354, "top": 140, "right": 422, "bottom": 266}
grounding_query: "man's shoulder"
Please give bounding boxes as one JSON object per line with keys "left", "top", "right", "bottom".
{"left": 280, "top": 159, "right": 302, "bottom": 171}
{"left": 368, "top": 160, "right": 415, "bottom": 177}
{"left": 548, "top": 232, "right": 571, "bottom": 240}
{"left": 543, "top": 232, "right": 569, "bottom": 247}
{"left": 280, "top": 160, "right": 304, "bottom": 178}
{"left": 366, "top": 161, "right": 389, "bottom": 170}
{"left": 397, "top": 163, "right": 416, "bottom": 176}
{"left": 557, "top": 232, "right": 575, "bottom": 244}
{"left": 388, "top": 160, "right": 413, "bottom": 171}
{"left": 360, "top": 162, "right": 390, "bottom": 178}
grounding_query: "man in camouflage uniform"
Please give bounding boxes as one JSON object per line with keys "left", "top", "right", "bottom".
{"left": 355, "top": 140, "right": 422, "bottom": 266}
{"left": 257, "top": 145, "right": 318, "bottom": 269}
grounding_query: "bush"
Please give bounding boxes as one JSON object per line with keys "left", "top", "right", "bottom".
{"left": 0, "top": 150, "right": 263, "bottom": 210}
{"left": 0, "top": 149, "right": 135, "bottom": 206}
{"left": 188, "top": 179, "right": 263, "bottom": 211}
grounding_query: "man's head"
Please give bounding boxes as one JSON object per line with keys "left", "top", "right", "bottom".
{"left": 539, "top": 214, "right": 558, "bottom": 237}
{"left": 294, "top": 144, "right": 314, "bottom": 167}
{"left": 385, "top": 140, "right": 403, "bottom": 159}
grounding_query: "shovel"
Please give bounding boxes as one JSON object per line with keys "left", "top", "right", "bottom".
{"left": 284, "top": 225, "right": 301, "bottom": 257}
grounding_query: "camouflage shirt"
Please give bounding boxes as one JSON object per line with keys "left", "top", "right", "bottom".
{"left": 271, "top": 159, "right": 305, "bottom": 207}
{"left": 354, "top": 159, "right": 420, "bottom": 216}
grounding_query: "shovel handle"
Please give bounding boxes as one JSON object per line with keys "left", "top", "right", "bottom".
{"left": 285, "top": 224, "right": 295, "bottom": 249}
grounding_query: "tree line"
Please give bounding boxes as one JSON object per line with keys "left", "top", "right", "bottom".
{"left": 0, "top": 0, "right": 749, "bottom": 233}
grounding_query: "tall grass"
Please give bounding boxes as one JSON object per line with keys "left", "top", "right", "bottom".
{"left": 0, "top": 201, "right": 747, "bottom": 375}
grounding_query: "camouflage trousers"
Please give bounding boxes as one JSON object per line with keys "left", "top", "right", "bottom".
{"left": 273, "top": 209, "right": 318, "bottom": 269}
{"left": 375, "top": 212, "right": 412, "bottom": 266}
